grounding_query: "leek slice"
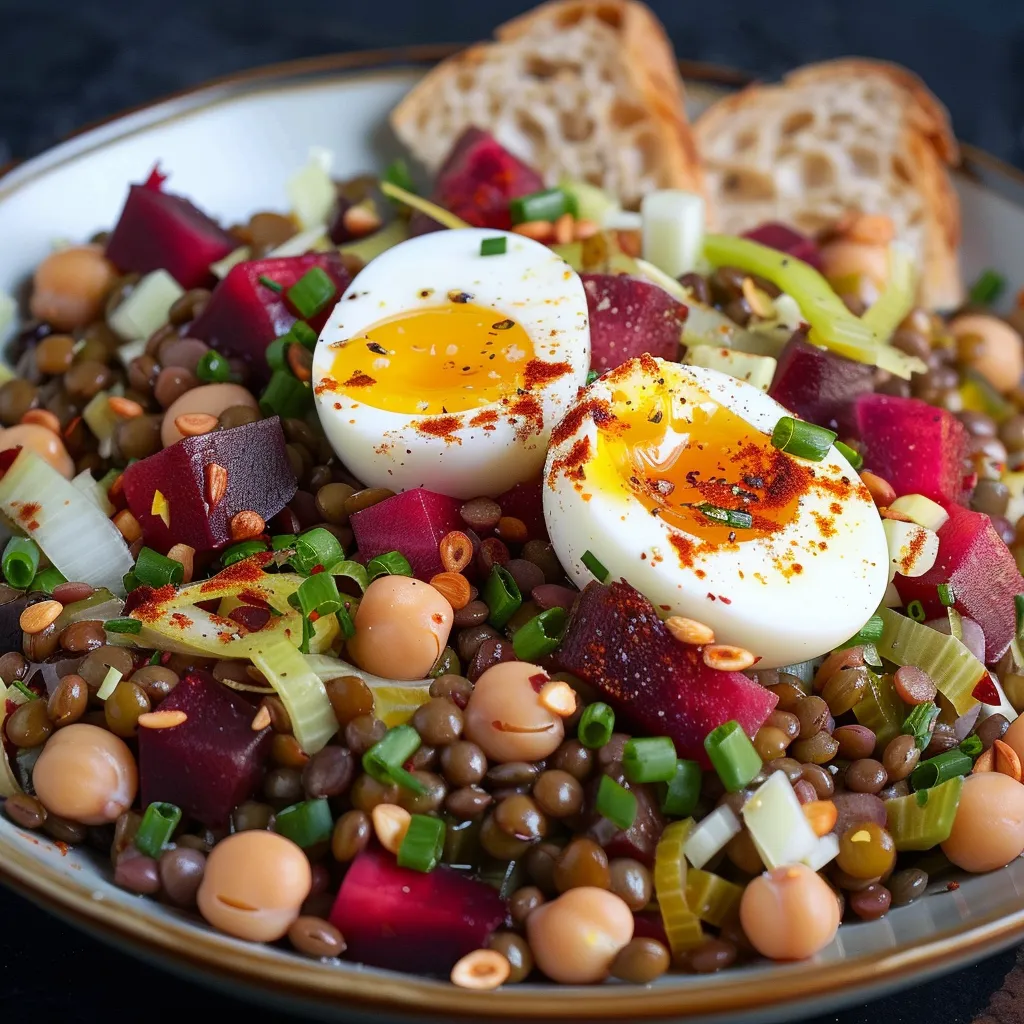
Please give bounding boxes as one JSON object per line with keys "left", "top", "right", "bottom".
{"left": 877, "top": 607, "right": 983, "bottom": 716}
{"left": 682, "top": 804, "right": 741, "bottom": 869}
{"left": 802, "top": 833, "right": 840, "bottom": 872}
{"left": 378, "top": 181, "right": 469, "bottom": 230}
{"left": 685, "top": 869, "right": 743, "bottom": 927}
{"left": 654, "top": 818, "right": 704, "bottom": 955}
{"left": 0, "top": 679, "right": 21, "bottom": 796}
{"left": 885, "top": 775, "right": 963, "bottom": 850}
{"left": 287, "top": 148, "right": 337, "bottom": 230}
{"left": 211, "top": 246, "right": 250, "bottom": 279}
{"left": 268, "top": 225, "right": 330, "bottom": 258}
{"left": 741, "top": 770, "right": 818, "bottom": 870}
{"left": 83, "top": 391, "right": 120, "bottom": 459}
{"left": 860, "top": 242, "right": 916, "bottom": 338}
{"left": 0, "top": 449, "right": 133, "bottom": 595}
{"left": 108, "top": 269, "right": 184, "bottom": 341}
{"left": 852, "top": 668, "right": 906, "bottom": 747}
{"left": 72, "top": 469, "right": 114, "bottom": 516}
{"left": 253, "top": 639, "right": 337, "bottom": 754}
{"left": 640, "top": 190, "right": 705, "bottom": 279}
{"left": 558, "top": 177, "right": 620, "bottom": 226}
{"left": 888, "top": 494, "right": 949, "bottom": 532}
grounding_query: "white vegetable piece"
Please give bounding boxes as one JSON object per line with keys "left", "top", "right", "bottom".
{"left": 287, "top": 148, "right": 338, "bottom": 230}
{"left": 802, "top": 833, "right": 840, "bottom": 872}
{"left": 641, "top": 190, "right": 706, "bottom": 279}
{"left": 558, "top": 177, "right": 620, "bottom": 227}
{"left": 682, "top": 804, "right": 742, "bottom": 869}
{"left": 72, "top": 469, "right": 114, "bottom": 516}
{"left": 742, "top": 770, "right": 818, "bottom": 870}
{"left": 683, "top": 346, "right": 777, "bottom": 392}
{"left": 254, "top": 640, "right": 338, "bottom": 755}
{"left": 210, "top": 245, "right": 250, "bottom": 279}
{"left": 883, "top": 519, "right": 940, "bottom": 581}
{"left": 109, "top": 269, "right": 185, "bottom": 340}
{"left": 888, "top": 494, "right": 950, "bottom": 532}
{"left": 268, "top": 225, "right": 330, "bottom": 258}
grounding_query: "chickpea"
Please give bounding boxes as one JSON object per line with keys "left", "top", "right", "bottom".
{"left": 818, "top": 240, "right": 890, "bottom": 290}
{"left": 347, "top": 576, "right": 453, "bottom": 681}
{"left": 197, "top": 831, "right": 311, "bottom": 942}
{"left": 941, "top": 772, "right": 1024, "bottom": 873}
{"left": 31, "top": 723, "right": 137, "bottom": 825}
{"left": 161, "top": 384, "right": 259, "bottom": 447}
{"left": 739, "top": 864, "right": 840, "bottom": 960}
{"left": 463, "top": 661, "right": 565, "bottom": 764}
{"left": 949, "top": 313, "right": 1024, "bottom": 394}
{"left": 0, "top": 423, "right": 75, "bottom": 479}
{"left": 525, "top": 887, "right": 634, "bottom": 984}
{"left": 29, "top": 245, "right": 117, "bottom": 331}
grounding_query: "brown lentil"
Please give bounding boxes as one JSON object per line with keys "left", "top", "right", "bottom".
{"left": 882, "top": 734, "right": 921, "bottom": 782}
{"left": 396, "top": 771, "right": 448, "bottom": 815}
{"left": 487, "top": 931, "right": 533, "bottom": 983}
{"left": 888, "top": 867, "right": 929, "bottom": 906}
{"left": 611, "top": 937, "right": 670, "bottom": 984}
{"left": 78, "top": 645, "right": 135, "bottom": 689}
{"left": 43, "top": 814, "right": 88, "bottom": 845}
{"left": 687, "top": 937, "right": 739, "bottom": 974}
{"left": 460, "top": 497, "right": 502, "bottom": 531}
{"left": 849, "top": 883, "right": 892, "bottom": 921}
{"left": 445, "top": 784, "right": 492, "bottom": 819}
{"left": 0, "top": 652, "right": 28, "bottom": 682}
{"left": 794, "top": 695, "right": 831, "bottom": 739}
{"left": 429, "top": 674, "right": 474, "bottom": 711}
{"left": 440, "top": 740, "right": 488, "bottom": 786}
{"left": 302, "top": 746, "right": 354, "bottom": 799}
{"left": 554, "top": 837, "right": 610, "bottom": 892}
{"left": 218, "top": 404, "right": 260, "bottom": 429}
{"left": 114, "top": 849, "right": 161, "bottom": 894}
{"left": 231, "top": 801, "right": 274, "bottom": 832}
{"left": 845, "top": 759, "right": 888, "bottom": 794}
{"left": 129, "top": 665, "right": 180, "bottom": 703}
{"left": 532, "top": 769, "right": 584, "bottom": 818}
{"left": 263, "top": 767, "right": 304, "bottom": 807}
{"left": 332, "top": 809, "right": 372, "bottom": 862}
{"left": 104, "top": 681, "right": 151, "bottom": 738}
{"left": 6, "top": 699, "right": 53, "bottom": 747}
{"left": 766, "top": 709, "right": 800, "bottom": 741}
{"left": 753, "top": 725, "right": 789, "bottom": 761}
{"left": 837, "top": 822, "right": 896, "bottom": 879}
{"left": 34, "top": 334, "right": 76, "bottom": 375}
{"left": 47, "top": 674, "right": 89, "bottom": 727}
{"left": 495, "top": 795, "right": 548, "bottom": 841}
{"left": 977, "top": 714, "right": 1011, "bottom": 751}
{"left": 159, "top": 847, "right": 206, "bottom": 907}
{"left": 609, "top": 858, "right": 653, "bottom": 911}
{"left": 324, "top": 675, "right": 374, "bottom": 727}
{"left": 791, "top": 731, "right": 840, "bottom": 765}
{"left": 524, "top": 841, "right": 562, "bottom": 894}
{"left": 153, "top": 366, "right": 199, "bottom": 408}
{"left": 822, "top": 668, "right": 869, "bottom": 716}
{"left": 412, "top": 697, "right": 464, "bottom": 747}
{"left": 833, "top": 724, "right": 877, "bottom": 761}
{"left": 479, "top": 813, "right": 532, "bottom": 860}
{"left": 344, "top": 714, "right": 386, "bottom": 756}
{"left": 3, "top": 792, "right": 47, "bottom": 829}
{"left": 509, "top": 886, "right": 545, "bottom": 927}
{"left": 58, "top": 619, "right": 106, "bottom": 653}
{"left": 452, "top": 599, "right": 490, "bottom": 629}
{"left": 349, "top": 774, "right": 400, "bottom": 814}
{"left": 288, "top": 916, "right": 347, "bottom": 959}
{"left": 342, "top": 487, "right": 395, "bottom": 517}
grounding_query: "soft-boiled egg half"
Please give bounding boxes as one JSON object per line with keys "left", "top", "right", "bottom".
{"left": 313, "top": 229, "right": 590, "bottom": 498}
{"left": 544, "top": 355, "right": 889, "bottom": 668}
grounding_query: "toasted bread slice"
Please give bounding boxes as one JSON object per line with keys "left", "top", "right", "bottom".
{"left": 695, "top": 59, "right": 962, "bottom": 309}
{"left": 390, "top": 0, "right": 705, "bottom": 209}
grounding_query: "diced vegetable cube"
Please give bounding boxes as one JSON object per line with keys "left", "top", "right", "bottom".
{"left": 742, "top": 222, "right": 823, "bottom": 271}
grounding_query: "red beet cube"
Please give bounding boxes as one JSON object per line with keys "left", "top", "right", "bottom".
{"left": 856, "top": 394, "right": 971, "bottom": 504}
{"left": 189, "top": 253, "right": 351, "bottom": 381}
{"left": 582, "top": 274, "right": 687, "bottom": 371}
{"left": 556, "top": 581, "right": 777, "bottom": 767}
{"left": 743, "top": 222, "right": 823, "bottom": 271}
{"left": 894, "top": 503, "right": 1024, "bottom": 662}
{"left": 138, "top": 671, "right": 272, "bottom": 827}
{"left": 350, "top": 488, "right": 463, "bottom": 580}
{"left": 122, "top": 417, "right": 296, "bottom": 553}
{"left": 769, "top": 333, "right": 874, "bottom": 437}
{"left": 105, "top": 178, "right": 236, "bottom": 290}
{"left": 330, "top": 846, "right": 506, "bottom": 974}
{"left": 495, "top": 478, "right": 547, "bottom": 541}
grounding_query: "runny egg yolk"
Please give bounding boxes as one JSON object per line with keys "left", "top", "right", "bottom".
{"left": 328, "top": 302, "right": 536, "bottom": 415}
{"left": 590, "top": 383, "right": 810, "bottom": 544}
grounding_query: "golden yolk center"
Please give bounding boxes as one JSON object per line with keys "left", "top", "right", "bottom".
{"left": 328, "top": 303, "right": 536, "bottom": 414}
{"left": 592, "top": 385, "right": 809, "bottom": 544}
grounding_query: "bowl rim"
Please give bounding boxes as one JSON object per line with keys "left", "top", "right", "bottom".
{"left": 2, "top": 43, "right": 1024, "bottom": 1022}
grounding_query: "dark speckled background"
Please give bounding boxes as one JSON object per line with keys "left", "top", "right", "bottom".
{"left": 2, "top": 1, "right": 1024, "bottom": 1021}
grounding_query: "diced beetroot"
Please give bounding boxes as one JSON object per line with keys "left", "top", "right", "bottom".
{"left": 743, "top": 222, "right": 823, "bottom": 271}
{"left": 633, "top": 911, "right": 669, "bottom": 946}
{"left": 555, "top": 581, "right": 777, "bottom": 767}
{"left": 105, "top": 178, "right": 236, "bottom": 289}
{"left": 856, "top": 394, "right": 971, "bottom": 504}
{"left": 495, "top": 478, "right": 547, "bottom": 541}
{"left": 350, "top": 487, "right": 463, "bottom": 580}
{"left": 769, "top": 333, "right": 874, "bottom": 437}
{"left": 122, "top": 417, "right": 296, "bottom": 553}
{"left": 582, "top": 274, "right": 687, "bottom": 371}
{"left": 894, "top": 503, "right": 1024, "bottom": 662}
{"left": 137, "top": 671, "right": 272, "bottom": 827}
{"left": 329, "top": 846, "right": 506, "bottom": 975}
{"left": 587, "top": 767, "right": 665, "bottom": 866}
{"left": 189, "top": 253, "right": 351, "bottom": 381}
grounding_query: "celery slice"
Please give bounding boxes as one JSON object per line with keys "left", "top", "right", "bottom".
{"left": 211, "top": 245, "right": 250, "bottom": 279}
{"left": 682, "top": 804, "right": 741, "bottom": 869}
{"left": 741, "top": 771, "right": 818, "bottom": 869}
{"left": 640, "top": 190, "right": 706, "bottom": 279}
{"left": 108, "top": 269, "right": 184, "bottom": 341}
{"left": 304, "top": 653, "right": 433, "bottom": 726}
{"left": 860, "top": 242, "right": 916, "bottom": 339}
{"left": 685, "top": 868, "right": 743, "bottom": 927}
{"left": 852, "top": 668, "right": 906, "bottom": 747}
{"left": 558, "top": 177, "right": 620, "bottom": 226}
{"left": 802, "top": 833, "right": 840, "bottom": 872}
{"left": 885, "top": 775, "right": 963, "bottom": 851}
{"left": 654, "top": 818, "right": 705, "bottom": 955}
{"left": 253, "top": 638, "right": 337, "bottom": 754}
{"left": 378, "top": 181, "right": 469, "bottom": 230}
{"left": 71, "top": 469, "right": 114, "bottom": 517}
{"left": 888, "top": 494, "right": 949, "bottom": 532}
{"left": 877, "top": 607, "right": 983, "bottom": 716}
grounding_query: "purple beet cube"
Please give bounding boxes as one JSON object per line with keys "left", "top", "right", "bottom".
{"left": 329, "top": 846, "right": 506, "bottom": 975}
{"left": 743, "top": 222, "right": 823, "bottom": 271}
{"left": 122, "top": 417, "right": 296, "bottom": 553}
{"left": 495, "top": 478, "right": 547, "bottom": 541}
{"left": 189, "top": 253, "right": 351, "bottom": 382}
{"left": 350, "top": 488, "right": 463, "bottom": 580}
{"left": 105, "top": 176, "right": 236, "bottom": 289}
{"left": 138, "top": 671, "right": 272, "bottom": 827}
{"left": 769, "top": 333, "right": 874, "bottom": 437}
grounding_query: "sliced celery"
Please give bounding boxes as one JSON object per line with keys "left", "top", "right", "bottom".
{"left": 71, "top": 469, "right": 114, "bottom": 517}
{"left": 682, "top": 804, "right": 741, "bottom": 869}
{"left": 685, "top": 869, "right": 743, "bottom": 928}
{"left": 211, "top": 245, "right": 250, "bottom": 279}
{"left": 304, "top": 652, "right": 432, "bottom": 726}
{"left": 860, "top": 242, "right": 916, "bottom": 339}
{"left": 888, "top": 494, "right": 949, "bottom": 532}
{"left": 378, "top": 180, "right": 468, "bottom": 230}
{"left": 741, "top": 771, "right": 818, "bottom": 870}
{"left": 654, "top": 818, "right": 705, "bottom": 955}
{"left": 640, "top": 190, "right": 706, "bottom": 279}
{"left": 108, "top": 269, "right": 184, "bottom": 341}
{"left": 852, "top": 668, "right": 906, "bottom": 747}
{"left": 558, "top": 177, "right": 620, "bottom": 226}
{"left": 885, "top": 775, "right": 963, "bottom": 851}
{"left": 877, "top": 607, "right": 983, "bottom": 716}
{"left": 287, "top": 149, "right": 337, "bottom": 229}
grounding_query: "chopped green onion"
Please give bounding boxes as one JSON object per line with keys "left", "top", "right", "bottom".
{"left": 483, "top": 565, "right": 522, "bottom": 628}
{"left": 585, "top": 369, "right": 600, "bottom": 385}
{"left": 134, "top": 802, "right": 182, "bottom": 858}
{"left": 1016, "top": 594, "right": 1024, "bottom": 646}
{"left": 885, "top": 775, "right": 963, "bottom": 850}
{"left": 397, "top": 814, "right": 446, "bottom": 873}
{"left": 286, "top": 267, "right": 337, "bottom": 319}
{"left": 104, "top": 617, "right": 142, "bottom": 635}
{"left": 335, "top": 600, "right": 356, "bottom": 639}
{"left": 96, "top": 666, "right": 123, "bottom": 701}
{"left": 134, "top": 546, "right": 184, "bottom": 588}
{"left": 902, "top": 701, "right": 940, "bottom": 750}
{"left": 480, "top": 237, "right": 507, "bottom": 257}
{"left": 770, "top": 416, "right": 837, "bottom": 462}
{"left": 326, "top": 559, "right": 369, "bottom": 593}
{"left": 260, "top": 370, "right": 313, "bottom": 418}
{"left": 383, "top": 158, "right": 417, "bottom": 197}
{"left": 11, "top": 679, "right": 35, "bottom": 701}
{"left": 938, "top": 583, "right": 956, "bottom": 608}
{"left": 835, "top": 440, "right": 863, "bottom": 471}
{"left": 510, "top": 188, "right": 576, "bottom": 225}
{"left": 274, "top": 798, "right": 334, "bottom": 848}
{"left": 222, "top": 540, "right": 269, "bottom": 567}
{"left": 196, "top": 350, "right": 231, "bottom": 383}
{"left": 623, "top": 737, "right": 678, "bottom": 784}
{"left": 704, "top": 721, "right": 762, "bottom": 793}
{"left": 969, "top": 268, "right": 1005, "bottom": 306}
{"left": 122, "top": 571, "right": 140, "bottom": 593}
{"left": 596, "top": 774, "right": 637, "bottom": 831}
{"left": 362, "top": 725, "right": 425, "bottom": 793}
{"left": 512, "top": 607, "right": 566, "bottom": 660}
{"left": 694, "top": 503, "right": 753, "bottom": 530}
{"left": 906, "top": 600, "right": 926, "bottom": 622}
{"left": 290, "top": 321, "right": 318, "bottom": 351}
{"left": 852, "top": 669, "right": 905, "bottom": 748}
{"left": 366, "top": 550, "right": 413, "bottom": 582}
{"left": 843, "top": 613, "right": 884, "bottom": 647}
{"left": 296, "top": 572, "right": 342, "bottom": 617}
{"left": 959, "top": 734, "right": 983, "bottom": 759}
{"left": 271, "top": 533, "right": 298, "bottom": 551}
{"left": 258, "top": 275, "right": 284, "bottom": 293}
{"left": 292, "top": 528, "right": 345, "bottom": 576}
{"left": 3, "top": 537, "right": 40, "bottom": 589}
{"left": 910, "top": 748, "right": 973, "bottom": 791}
{"left": 265, "top": 336, "right": 290, "bottom": 372}
{"left": 578, "top": 702, "right": 615, "bottom": 749}
{"left": 581, "top": 550, "right": 609, "bottom": 582}
{"left": 29, "top": 567, "right": 66, "bottom": 596}
{"left": 661, "top": 759, "right": 702, "bottom": 817}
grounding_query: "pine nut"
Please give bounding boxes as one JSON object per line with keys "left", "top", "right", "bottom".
{"left": 861, "top": 472, "right": 896, "bottom": 507}
{"left": 166, "top": 543, "right": 195, "bottom": 584}
{"left": 439, "top": 530, "right": 473, "bottom": 573}
{"left": 512, "top": 220, "right": 555, "bottom": 242}
{"left": 994, "top": 739, "right": 1022, "bottom": 782}
{"left": 429, "top": 571, "right": 471, "bottom": 610}
{"left": 973, "top": 747, "right": 995, "bottom": 774}
{"left": 19, "top": 600, "right": 64, "bottom": 635}
{"left": 250, "top": 705, "right": 272, "bottom": 732}
{"left": 665, "top": 616, "right": 716, "bottom": 646}
{"left": 573, "top": 218, "right": 600, "bottom": 241}
{"left": 230, "top": 510, "right": 265, "bottom": 541}
{"left": 138, "top": 710, "right": 188, "bottom": 729}
{"left": 702, "top": 644, "right": 757, "bottom": 672}
{"left": 802, "top": 799, "right": 838, "bottom": 837}
{"left": 450, "top": 948, "right": 511, "bottom": 990}
{"left": 553, "top": 213, "right": 575, "bottom": 245}
{"left": 342, "top": 204, "right": 382, "bottom": 238}
{"left": 204, "top": 463, "right": 228, "bottom": 510}
{"left": 20, "top": 409, "right": 61, "bottom": 434}
{"left": 113, "top": 510, "right": 142, "bottom": 544}
{"left": 174, "top": 413, "right": 218, "bottom": 437}
{"left": 108, "top": 396, "right": 144, "bottom": 419}
{"left": 371, "top": 803, "right": 411, "bottom": 854}
{"left": 538, "top": 680, "right": 577, "bottom": 717}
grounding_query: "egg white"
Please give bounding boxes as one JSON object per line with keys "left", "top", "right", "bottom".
{"left": 543, "top": 357, "right": 889, "bottom": 669}
{"left": 312, "top": 229, "right": 590, "bottom": 499}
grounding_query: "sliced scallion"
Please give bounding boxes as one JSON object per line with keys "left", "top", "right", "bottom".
{"left": 362, "top": 725, "right": 425, "bottom": 793}
{"left": 104, "top": 617, "right": 143, "bottom": 635}
{"left": 29, "top": 567, "right": 66, "bottom": 596}
{"left": 258, "top": 275, "right": 283, "bottom": 293}
{"left": 512, "top": 607, "right": 566, "bottom": 661}
{"left": 910, "top": 748, "right": 973, "bottom": 791}
{"left": 958, "top": 734, "right": 983, "bottom": 759}
{"left": 585, "top": 369, "right": 600, "bottom": 385}
{"left": 3, "top": 537, "right": 40, "bottom": 589}
{"left": 906, "top": 599, "right": 926, "bottom": 622}
{"left": 271, "top": 533, "right": 298, "bottom": 551}
{"left": 695, "top": 503, "right": 753, "bottom": 530}
{"left": 704, "top": 720, "right": 761, "bottom": 792}
{"left": 291, "top": 528, "right": 344, "bottom": 576}
{"left": 135, "top": 546, "right": 184, "bottom": 588}
{"left": 509, "top": 188, "right": 576, "bottom": 225}
{"left": 581, "top": 549, "right": 609, "bottom": 582}
{"left": 843, "top": 613, "right": 884, "bottom": 647}
{"left": 274, "top": 798, "right": 334, "bottom": 848}
{"left": 397, "top": 814, "right": 446, "bottom": 873}
{"left": 835, "top": 440, "right": 863, "bottom": 470}
{"left": 366, "top": 550, "right": 413, "bottom": 582}
{"left": 938, "top": 583, "right": 956, "bottom": 608}
{"left": 260, "top": 370, "right": 313, "bottom": 419}
{"left": 286, "top": 267, "right": 337, "bottom": 319}
{"left": 222, "top": 540, "right": 269, "bottom": 567}
{"left": 483, "top": 565, "right": 521, "bottom": 628}
{"left": 770, "top": 416, "right": 836, "bottom": 462}
{"left": 660, "top": 759, "right": 702, "bottom": 817}
{"left": 134, "top": 802, "right": 182, "bottom": 858}
{"left": 196, "top": 350, "right": 231, "bottom": 383}
{"left": 326, "top": 559, "right": 369, "bottom": 593}
{"left": 296, "top": 572, "right": 342, "bottom": 617}
{"left": 968, "top": 268, "right": 1005, "bottom": 306}
{"left": 596, "top": 774, "right": 637, "bottom": 831}
{"left": 480, "top": 237, "right": 507, "bottom": 257}
{"left": 623, "top": 736, "right": 678, "bottom": 784}
{"left": 578, "top": 701, "right": 615, "bottom": 749}
{"left": 902, "top": 700, "right": 940, "bottom": 750}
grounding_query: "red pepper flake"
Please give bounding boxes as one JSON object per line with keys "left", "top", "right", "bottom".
{"left": 54, "top": 841, "right": 69, "bottom": 857}
{"left": 898, "top": 530, "right": 926, "bottom": 575}
{"left": 707, "top": 593, "right": 717, "bottom": 601}
{"left": 169, "top": 612, "right": 194, "bottom": 631}
{"left": 528, "top": 672, "right": 550, "bottom": 693}
{"left": 947, "top": 880, "right": 960, "bottom": 892}
{"left": 719, "top": 595, "right": 732, "bottom": 604}
{"left": 549, "top": 396, "right": 616, "bottom": 449}
{"left": 14, "top": 501, "right": 41, "bottom": 529}
{"left": 508, "top": 393, "right": 543, "bottom": 441}
{"left": 523, "top": 359, "right": 573, "bottom": 390}
{"left": 314, "top": 376, "right": 339, "bottom": 396}
{"left": 342, "top": 371, "right": 376, "bottom": 388}
{"left": 311, "top": 564, "right": 325, "bottom": 575}
{"left": 469, "top": 409, "right": 499, "bottom": 428}
{"left": 414, "top": 415, "right": 463, "bottom": 445}
{"left": 308, "top": 610, "right": 320, "bottom": 623}
{"left": 547, "top": 436, "right": 591, "bottom": 488}
{"left": 198, "top": 555, "right": 271, "bottom": 593}
{"left": 130, "top": 584, "right": 178, "bottom": 623}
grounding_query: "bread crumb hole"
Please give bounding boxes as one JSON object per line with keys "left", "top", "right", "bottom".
{"left": 557, "top": 6, "right": 584, "bottom": 26}
{"left": 594, "top": 4, "right": 623, "bottom": 28}
{"left": 734, "top": 130, "right": 757, "bottom": 153}
{"left": 611, "top": 99, "right": 647, "bottom": 130}
{"left": 514, "top": 109, "right": 547, "bottom": 151}
{"left": 851, "top": 147, "right": 880, "bottom": 176}
{"left": 635, "top": 132, "right": 660, "bottom": 176}
{"left": 526, "top": 55, "right": 562, "bottom": 80}
{"left": 456, "top": 70, "right": 475, "bottom": 92}
{"left": 782, "top": 110, "right": 815, "bottom": 136}
{"left": 892, "top": 155, "right": 912, "bottom": 184}
{"left": 802, "top": 152, "right": 835, "bottom": 189}
{"left": 561, "top": 109, "right": 593, "bottom": 143}
{"left": 722, "top": 168, "right": 775, "bottom": 202}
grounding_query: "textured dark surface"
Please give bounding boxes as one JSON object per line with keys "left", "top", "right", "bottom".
{"left": 2, "top": 0, "right": 1024, "bottom": 1020}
